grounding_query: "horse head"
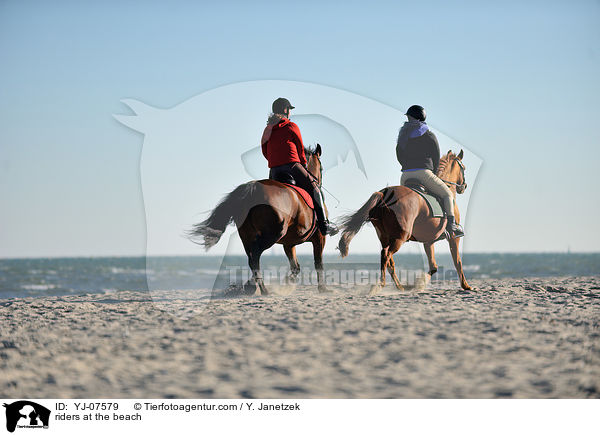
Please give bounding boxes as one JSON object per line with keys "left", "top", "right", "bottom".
{"left": 439, "top": 149, "right": 467, "bottom": 194}
{"left": 306, "top": 143, "right": 323, "bottom": 186}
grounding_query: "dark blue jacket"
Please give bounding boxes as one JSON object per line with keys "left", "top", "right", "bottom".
{"left": 396, "top": 125, "right": 440, "bottom": 173}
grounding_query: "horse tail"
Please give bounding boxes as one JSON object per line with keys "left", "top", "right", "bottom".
{"left": 187, "top": 181, "right": 258, "bottom": 250}
{"left": 337, "top": 191, "right": 384, "bottom": 257}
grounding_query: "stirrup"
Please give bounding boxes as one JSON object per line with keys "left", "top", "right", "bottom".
{"left": 452, "top": 229, "right": 465, "bottom": 238}
{"left": 445, "top": 226, "right": 464, "bottom": 239}
{"left": 319, "top": 221, "right": 339, "bottom": 236}
{"left": 327, "top": 222, "right": 339, "bottom": 236}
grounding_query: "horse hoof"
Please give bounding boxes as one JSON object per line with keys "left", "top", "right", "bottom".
{"left": 286, "top": 274, "right": 300, "bottom": 285}
{"left": 318, "top": 286, "right": 333, "bottom": 294}
{"left": 243, "top": 280, "right": 260, "bottom": 296}
{"left": 224, "top": 284, "right": 244, "bottom": 297}
{"left": 368, "top": 284, "right": 382, "bottom": 296}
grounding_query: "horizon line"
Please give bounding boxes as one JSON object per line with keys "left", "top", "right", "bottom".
{"left": 1, "top": 251, "right": 599, "bottom": 261}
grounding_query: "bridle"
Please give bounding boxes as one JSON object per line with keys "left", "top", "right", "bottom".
{"left": 441, "top": 158, "right": 467, "bottom": 193}
{"left": 306, "top": 153, "right": 323, "bottom": 188}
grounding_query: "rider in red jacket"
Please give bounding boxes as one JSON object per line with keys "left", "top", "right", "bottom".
{"left": 261, "top": 115, "right": 306, "bottom": 168}
{"left": 261, "top": 98, "right": 336, "bottom": 236}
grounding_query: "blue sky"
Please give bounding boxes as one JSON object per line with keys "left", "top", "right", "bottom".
{"left": 1, "top": 0, "right": 599, "bottom": 257}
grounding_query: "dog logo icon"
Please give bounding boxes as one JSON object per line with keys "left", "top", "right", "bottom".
{"left": 3, "top": 401, "right": 50, "bottom": 433}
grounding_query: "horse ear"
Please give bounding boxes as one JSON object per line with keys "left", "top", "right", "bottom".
{"left": 457, "top": 149, "right": 464, "bottom": 160}
{"left": 315, "top": 143, "right": 322, "bottom": 156}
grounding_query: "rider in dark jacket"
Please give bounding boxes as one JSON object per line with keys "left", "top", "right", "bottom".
{"left": 396, "top": 105, "right": 464, "bottom": 237}
{"left": 261, "top": 98, "right": 337, "bottom": 236}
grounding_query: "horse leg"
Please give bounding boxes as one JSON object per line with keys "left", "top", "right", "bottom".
{"left": 423, "top": 241, "right": 438, "bottom": 276}
{"left": 447, "top": 235, "right": 472, "bottom": 290}
{"left": 379, "top": 246, "right": 389, "bottom": 287}
{"left": 311, "top": 233, "right": 330, "bottom": 293}
{"left": 386, "top": 239, "right": 405, "bottom": 291}
{"left": 369, "top": 245, "right": 389, "bottom": 296}
{"left": 387, "top": 256, "right": 403, "bottom": 290}
{"left": 246, "top": 247, "right": 268, "bottom": 296}
{"left": 416, "top": 241, "right": 438, "bottom": 290}
{"left": 369, "top": 209, "right": 412, "bottom": 296}
{"left": 242, "top": 231, "right": 282, "bottom": 296}
{"left": 283, "top": 244, "right": 300, "bottom": 284}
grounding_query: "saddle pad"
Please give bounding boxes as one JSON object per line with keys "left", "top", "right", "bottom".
{"left": 283, "top": 183, "right": 314, "bottom": 209}
{"left": 406, "top": 187, "right": 444, "bottom": 218}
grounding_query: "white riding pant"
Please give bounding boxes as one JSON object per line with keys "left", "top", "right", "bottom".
{"left": 401, "top": 169, "right": 455, "bottom": 217}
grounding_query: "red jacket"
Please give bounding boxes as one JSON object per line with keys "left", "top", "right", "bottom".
{"left": 261, "top": 118, "right": 307, "bottom": 168}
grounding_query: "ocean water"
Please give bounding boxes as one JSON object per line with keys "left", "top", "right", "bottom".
{"left": 0, "top": 253, "right": 598, "bottom": 299}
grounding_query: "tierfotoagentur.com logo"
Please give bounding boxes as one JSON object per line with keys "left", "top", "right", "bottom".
{"left": 224, "top": 263, "right": 463, "bottom": 289}
{"left": 3, "top": 401, "right": 50, "bottom": 433}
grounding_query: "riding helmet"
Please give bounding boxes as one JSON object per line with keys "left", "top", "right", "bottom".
{"left": 272, "top": 97, "right": 295, "bottom": 114}
{"left": 405, "top": 105, "right": 426, "bottom": 121}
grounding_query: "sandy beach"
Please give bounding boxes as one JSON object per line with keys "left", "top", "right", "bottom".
{"left": 1, "top": 276, "right": 599, "bottom": 399}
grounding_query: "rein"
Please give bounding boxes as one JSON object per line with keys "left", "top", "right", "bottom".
{"left": 306, "top": 155, "right": 341, "bottom": 207}
{"left": 305, "top": 167, "right": 321, "bottom": 188}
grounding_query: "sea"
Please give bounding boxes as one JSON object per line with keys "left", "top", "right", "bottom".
{"left": 0, "top": 253, "right": 598, "bottom": 300}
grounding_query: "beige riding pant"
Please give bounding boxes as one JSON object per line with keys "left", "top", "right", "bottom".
{"left": 400, "top": 169, "right": 455, "bottom": 217}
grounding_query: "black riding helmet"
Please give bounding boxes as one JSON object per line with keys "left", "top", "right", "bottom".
{"left": 405, "top": 105, "right": 426, "bottom": 121}
{"left": 272, "top": 97, "right": 295, "bottom": 114}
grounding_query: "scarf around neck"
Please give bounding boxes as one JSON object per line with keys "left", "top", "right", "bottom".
{"left": 397, "top": 120, "right": 429, "bottom": 150}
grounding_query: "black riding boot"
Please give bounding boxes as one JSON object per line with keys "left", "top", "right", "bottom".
{"left": 311, "top": 187, "right": 338, "bottom": 236}
{"left": 446, "top": 215, "right": 464, "bottom": 238}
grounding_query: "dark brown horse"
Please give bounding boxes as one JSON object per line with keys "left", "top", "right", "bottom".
{"left": 189, "top": 145, "right": 329, "bottom": 295}
{"left": 338, "top": 150, "right": 471, "bottom": 293}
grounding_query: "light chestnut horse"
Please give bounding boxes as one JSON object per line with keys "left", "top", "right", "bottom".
{"left": 338, "top": 150, "right": 471, "bottom": 293}
{"left": 189, "top": 145, "right": 328, "bottom": 295}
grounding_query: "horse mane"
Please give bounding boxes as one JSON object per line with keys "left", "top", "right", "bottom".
{"left": 304, "top": 146, "right": 315, "bottom": 156}
{"left": 436, "top": 151, "right": 456, "bottom": 177}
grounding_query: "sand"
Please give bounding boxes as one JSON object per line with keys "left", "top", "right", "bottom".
{"left": 1, "top": 276, "right": 599, "bottom": 398}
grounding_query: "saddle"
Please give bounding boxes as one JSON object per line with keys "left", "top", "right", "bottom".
{"left": 285, "top": 184, "right": 314, "bottom": 209}
{"left": 402, "top": 178, "right": 445, "bottom": 218}
{"left": 270, "top": 173, "right": 314, "bottom": 209}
